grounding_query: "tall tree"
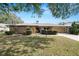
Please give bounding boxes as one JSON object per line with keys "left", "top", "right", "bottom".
{"left": 0, "top": 3, "right": 42, "bottom": 15}
{"left": 0, "top": 13, "right": 24, "bottom": 24}
{"left": 48, "top": 3, "right": 79, "bottom": 19}
{"left": 0, "top": 3, "right": 43, "bottom": 22}
{"left": 70, "top": 22, "right": 78, "bottom": 35}
{"left": 1, "top": 3, "right": 79, "bottom": 20}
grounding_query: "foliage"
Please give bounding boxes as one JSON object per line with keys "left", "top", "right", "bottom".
{"left": 1, "top": 3, "right": 79, "bottom": 19}
{"left": 0, "top": 3, "right": 42, "bottom": 16}
{"left": 77, "top": 24, "right": 79, "bottom": 34}
{"left": 70, "top": 22, "right": 79, "bottom": 35}
{"left": 77, "top": 25, "right": 79, "bottom": 28}
{"left": 0, "top": 13, "right": 24, "bottom": 24}
{"left": 1, "top": 3, "right": 79, "bottom": 20}
{"left": 0, "top": 14, "right": 8, "bottom": 23}
{"left": 5, "top": 31, "right": 15, "bottom": 35}
{"left": 52, "top": 31, "right": 57, "bottom": 35}
{"left": 0, "top": 3, "right": 43, "bottom": 23}
{"left": 23, "top": 31, "right": 32, "bottom": 35}
{"left": 48, "top": 3, "right": 79, "bottom": 19}
{"left": 23, "top": 27, "right": 32, "bottom": 35}
{"left": 26, "top": 31, "right": 32, "bottom": 35}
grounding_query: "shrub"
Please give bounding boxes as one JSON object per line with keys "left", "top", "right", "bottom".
{"left": 23, "top": 27, "right": 32, "bottom": 35}
{"left": 23, "top": 31, "right": 32, "bottom": 35}
{"left": 40, "top": 30, "right": 46, "bottom": 34}
{"left": 26, "top": 30, "right": 32, "bottom": 35}
{"left": 52, "top": 31, "right": 57, "bottom": 35}
{"left": 70, "top": 22, "right": 79, "bottom": 35}
{"left": 5, "top": 31, "right": 14, "bottom": 35}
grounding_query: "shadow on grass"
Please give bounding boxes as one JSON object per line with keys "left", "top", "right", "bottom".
{"left": 0, "top": 35, "right": 54, "bottom": 56}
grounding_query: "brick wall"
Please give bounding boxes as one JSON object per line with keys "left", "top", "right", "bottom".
{"left": 9, "top": 26, "right": 69, "bottom": 34}
{"left": 51, "top": 26, "right": 67, "bottom": 33}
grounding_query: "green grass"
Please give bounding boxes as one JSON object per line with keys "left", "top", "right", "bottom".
{"left": 0, "top": 32, "right": 4, "bottom": 35}
{"left": 0, "top": 35, "right": 79, "bottom": 56}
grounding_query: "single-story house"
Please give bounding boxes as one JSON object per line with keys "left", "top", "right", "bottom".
{"left": 7, "top": 23, "right": 71, "bottom": 34}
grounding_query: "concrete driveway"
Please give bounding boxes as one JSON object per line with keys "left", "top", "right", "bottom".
{"left": 57, "top": 33, "right": 79, "bottom": 41}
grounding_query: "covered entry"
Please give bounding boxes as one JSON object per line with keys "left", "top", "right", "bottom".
{"left": 35, "top": 26, "right": 52, "bottom": 33}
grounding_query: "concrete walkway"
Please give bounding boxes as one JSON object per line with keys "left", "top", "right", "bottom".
{"left": 57, "top": 33, "right": 79, "bottom": 41}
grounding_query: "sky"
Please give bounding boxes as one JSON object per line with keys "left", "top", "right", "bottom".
{"left": 15, "top": 4, "right": 79, "bottom": 24}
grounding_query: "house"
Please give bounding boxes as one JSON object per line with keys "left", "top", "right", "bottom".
{"left": 7, "top": 23, "right": 71, "bottom": 34}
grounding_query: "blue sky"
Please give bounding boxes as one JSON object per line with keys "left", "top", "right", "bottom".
{"left": 15, "top": 4, "right": 79, "bottom": 24}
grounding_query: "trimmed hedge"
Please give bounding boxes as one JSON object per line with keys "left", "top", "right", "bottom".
{"left": 5, "top": 31, "right": 15, "bottom": 35}
{"left": 23, "top": 30, "right": 32, "bottom": 35}
{"left": 23, "top": 27, "right": 32, "bottom": 35}
{"left": 69, "top": 22, "right": 79, "bottom": 35}
{"left": 41, "top": 30, "right": 57, "bottom": 35}
{"left": 26, "top": 31, "right": 32, "bottom": 35}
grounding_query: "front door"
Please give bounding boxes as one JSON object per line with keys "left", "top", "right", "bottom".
{"left": 36, "top": 27, "right": 40, "bottom": 33}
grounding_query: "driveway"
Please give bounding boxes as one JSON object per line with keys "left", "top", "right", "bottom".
{"left": 57, "top": 33, "right": 79, "bottom": 41}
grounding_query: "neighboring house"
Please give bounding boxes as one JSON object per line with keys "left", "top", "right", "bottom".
{"left": 0, "top": 23, "right": 9, "bottom": 32}
{"left": 8, "top": 23, "right": 71, "bottom": 34}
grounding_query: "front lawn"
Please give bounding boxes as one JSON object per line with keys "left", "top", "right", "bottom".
{"left": 0, "top": 35, "right": 79, "bottom": 56}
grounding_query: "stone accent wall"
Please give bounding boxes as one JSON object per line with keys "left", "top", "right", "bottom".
{"left": 31, "top": 27, "right": 37, "bottom": 33}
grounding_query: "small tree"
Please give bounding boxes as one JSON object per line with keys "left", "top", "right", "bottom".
{"left": 70, "top": 22, "right": 78, "bottom": 35}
